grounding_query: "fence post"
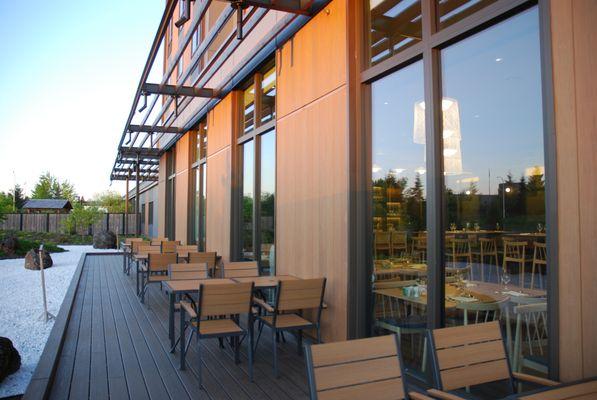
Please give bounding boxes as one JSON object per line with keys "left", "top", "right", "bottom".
{"left": 46, "top": 213, "right": 50, "bottom": 232}
{"left": 106, "top": 213, "right": 110, "bottom": 232}
{"left": 19, "top": 213, "right": 23, "bottom": 231}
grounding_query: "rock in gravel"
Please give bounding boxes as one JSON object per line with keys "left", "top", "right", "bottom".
{"left": 93, "top": 230, "right": 117, "bottom": 249}
{"left": 0, "top": 337, "right": 21, "bottom": 384}
{"left": 24, "top": 249, "right": 53, "bottom": 270}
{"left": 0, "top": 236, "right": 18, "bottom": 256}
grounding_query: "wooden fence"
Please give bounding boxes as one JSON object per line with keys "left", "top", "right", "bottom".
{"left": 0, "top": 213, "right": 139, "bottom": 235}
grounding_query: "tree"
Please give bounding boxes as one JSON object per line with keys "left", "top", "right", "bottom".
{"left": 31, "top": 172, "right": 78, "bottom": 202}
{"left": 0, "top": 192, "right": 12, "bottom": 221}
{"left": 62, "top": 203, "right": 103, "bottom": 237}
{"left": 92, "top": 190, "right": 125, "bottom": 213}
{"left": 9, "top": 184, "right": 28, "bottom": 210}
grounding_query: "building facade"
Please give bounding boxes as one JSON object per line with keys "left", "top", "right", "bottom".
{"left": 116, "top": 0, "right": 597, "bottom": 383}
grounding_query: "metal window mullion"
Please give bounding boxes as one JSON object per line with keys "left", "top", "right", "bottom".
{"left": 422, "top": 0, "right": 445, "bottom": 330}
{"left": 254, "top": 134, "right": 262, "bottom": 266}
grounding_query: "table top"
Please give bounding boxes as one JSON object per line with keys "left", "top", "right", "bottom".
{"left": 164, "top": 278, "right": 234, "bottom": 293}
{"left": 506, "top": 378, "right": 597, "bottom": 399}
{"left": 374, "top": 281, "right": 546, "bottom": 308}
{"left": 231, "top": 275, "right": 300, "bottom": 288}
{"left": 375, "top": 264, "right": 427, "bottom": 277}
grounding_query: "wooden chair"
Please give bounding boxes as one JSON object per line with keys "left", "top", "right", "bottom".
{"left": 179, "top": 282, "right": 255, "bottom": 385}
{"left": 455, "top": 299, "right": 507, "bottom": 326}
{"left": 221, "top": 261, "right": 259, "bottom": 279}
{"left": 188, "top": 252, "right": 218, "bottom": 276}
{"left": 472, "top": 238, "right": 500, "bottom": 282}
{"left": 140, "top": 253, "right": 177, "bottom": 303}
{"left": 176, "top": 245, "right": 198, "bottom": 258}
{"left": 375, "top": 231, "right": 391, "bottom": 258}
{"left": 503, "top": 241, "right": 527, "bottom": 288}
{"left": 131, "top": 240, "right": 150, "bottom": 254}
{"left": 412, "top": 234, "right": 427, "bottom": 262}
{"left": 123, "top": 238, "right": 144, "bottom": 274}
{"left": 426, "top": 321, "right": 559, "bottom": 399}
{"left": 160, "top": 240, "right": 181, "bottom": 253}
{"left": 168, "top": 263, "right": 209, "bottom": 280}
{"left": 255, "top": 278, "right": 326, "bottom": 377}
{"left": 150, "top": 237, "right": 168, "bottom": 245}
{"left": 530, "top": 242, "right": 547, "bottom": 289}
{"left": 512, "top": 301, "right": 548, "bottom": 376}
{"left": 134, "top": 243, "right": 159, "bottom": 295}
{"left": 446, "top": 238, "right": 473, "bottom": 269}
{"left": 391, "top": 231, "right": 408, "bottom": 257}
{"left": 304, "top": 334, "right": 432, "bottom": 400}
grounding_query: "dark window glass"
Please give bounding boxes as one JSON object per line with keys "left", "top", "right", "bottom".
{"left": 148, "top": 201, "right": 154, "bottom": 236}
{"left": 243, "top": 83, "right": 256, "bottom": 135}
{"left": 260, "top": 66, "right": 276, "bottom": 125}
{"left": 368, "top": 0, "right": 422, "bottom": 66}
{"left": 437, "top": 0, "right": 497, "bottom": 30}
{"left": 242, "top": 140, "right": 255, "bottom": 259}
{"left": 200, "top": 163, "right": 206, "bottom": 251}
{"left": 441, "top": 7, "right": 548, "bottom": 378}
{"left": 141, "top": 203, "right": 146, "bottom": 235}
{"left": 260, "top": 130, "right": 276, "bottom": 274}
{"left": 371, "top": 60, "right": 428, "bottom": 376}
{"left": 192, "top": 26, "right": 200, "bottom": 54}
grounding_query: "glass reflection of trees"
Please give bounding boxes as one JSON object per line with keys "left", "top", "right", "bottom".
{"left": 373, "top": 173, "right": 425, "bottom": 236}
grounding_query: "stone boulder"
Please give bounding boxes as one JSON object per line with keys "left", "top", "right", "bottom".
{"left": 24, "top": 249, "right": 53, "bottom": 270}
{"left": 0, "top": 236, "right": 18, "bottom": 256}
{"left": 0, "top": 337, "right": 21, "bottom": 384}
{"left": 93, "top": 230, "right": 117, "bottom": 249}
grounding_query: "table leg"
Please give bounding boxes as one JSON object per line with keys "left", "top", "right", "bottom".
{"left": 136, "top": 260, "right": 140, "bottom": 295}
{"left": 179, "top": 303, "right": 186, "bottom": 370}
{"left": 169, "top": 292, "right": 175, "bottom": 349}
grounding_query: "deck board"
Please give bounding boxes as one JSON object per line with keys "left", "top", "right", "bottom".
{"left": 47, "top": 254, "right": 309, "bottom": 400}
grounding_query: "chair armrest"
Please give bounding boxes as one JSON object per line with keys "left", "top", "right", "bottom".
{"left": 409, "top": 391, "right": 435, "bottom": 400}
{"left": 253, "top": 297, "right": 274, "bottom": 313}
{"left": 426, "top": 389, "right": 466, "bottom": 400}
{"left": 179, "top": 300, "right": 197, "bottom": 318}
{"left": 322, "top": 302, "right": 328, "bottom": 309}
{"left": 512, "top": 372, "right": 559, "bottom": 387}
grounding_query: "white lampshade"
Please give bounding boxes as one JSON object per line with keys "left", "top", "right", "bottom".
{"left": 413, "top": 97, "right": 463, "bottom": 175}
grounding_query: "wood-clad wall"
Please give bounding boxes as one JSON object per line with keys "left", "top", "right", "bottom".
{"left": 550, "top": 0, "right": 597, "bottom": 382}
{"left": 205, "top": 93, "right": 236, "bottom": 261}
{"left": 157, "top": 156, "right": 167, "bottom": 238}
{"left": 174, "top": 133, "right": 192, "bottom": 244}
{"left": 276, "top": 0, "right": 350, "bottom": 342}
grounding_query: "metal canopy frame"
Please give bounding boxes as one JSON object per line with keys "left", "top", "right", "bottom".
{"left": 110, "top": 0, "right": 328, "bottom": 184}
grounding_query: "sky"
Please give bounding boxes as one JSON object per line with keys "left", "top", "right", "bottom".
{"left": 0, "top": 0, "right": 164, "bottom": 199}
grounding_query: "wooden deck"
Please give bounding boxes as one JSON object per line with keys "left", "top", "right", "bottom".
{"left": 34, "top": 254, "right": 310, "bottom": 400}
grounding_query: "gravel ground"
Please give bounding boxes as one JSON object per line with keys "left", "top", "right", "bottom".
{"left": 0, "top": 246, "right": 118, "bottom": 398}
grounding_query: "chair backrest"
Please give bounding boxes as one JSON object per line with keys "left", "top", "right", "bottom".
{"left": 148, "top": 253, "right": 177, "bottom": 273}
{"left": 222, "top": 261, "right": 259, "bottom": 278}
{"left": 125, "top": 237, "right": 144, "bottom": 245}
{"left": 504, "top": 241, "right": 526, "bottom": 261}
{"left": 429, "top": 321, "right": 514, "bottom": 392}
{"left": 276, "top": 278, "right": 326, "bottom": 312}
{"left": 391, "top": 231, "right": 407, "bottom": 246}
{"left": 448, "top": 238, "right": 471, "bottom": 255}
{"left": 479, "top": 238, "right": 497, "bottom": 253}
{"left": 533, "top": 242, "right": 547, "bottom": 264}
{"left": 198, "top": 282, "right": 253, "bottom": 318}
{"left": 305, "top": 335, "right": 407, "bottom": 400}
{"left": 161, "top": 240, "right": 181, "bottom": 253}
{"left": 176, "top": 245, "right": 198, "bottom": 253}
{"left": 413, "top": 235, "right": 427, "bottom": 250}
{"left": 188, "top": 252, "right": 217, "bottom": 269}
{"left": 168, "top": 263, "right": 208, "bottom": 280}
{"left": 375, "top": 231, "right": 390, "bottom": 245}
{"left": 132, "top": 240, "right": 151, "bottom": 253}
{"left": 137, "top": 244, "right": 161, "bottom": 254}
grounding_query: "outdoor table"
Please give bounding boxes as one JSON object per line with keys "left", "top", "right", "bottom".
{"left": 231, "top": 274, "right": 300, "bottom": 289}
{"left": 505, "top": 377, "right": 597, "bottom": 399}
{"left": 163, "top": 278, "right": 234, "bottom": 351}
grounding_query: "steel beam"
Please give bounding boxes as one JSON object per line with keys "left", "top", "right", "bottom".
{"left": 128, "top": 124, "right": 184, "bottom": 134}
{"left": 142, "top": 83, "right": 219, "bottom": 98}
{"left": 219, "top": 0, "right": 315, "bottom": 15}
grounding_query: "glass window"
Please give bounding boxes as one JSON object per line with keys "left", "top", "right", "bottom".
{"left": 195, "top": 121, "right": 207, "bottom": 162}
{"left": 371, "top": 60, "right": 427, "bottom": 376}
{"left": 200, "top": 163, "right": 206, "bottom": 250}
{"left": 260, "top": 130, "right": 276, "bottom": 274}
{"left": 243, "top": 83, "right": 256, "bottom": 134}
{"left": 166, "top": 151, "right": 176, "bottom": 240}
{"left": 368, "top": 0, "right": 422, "bottom": 66}
{"left": 192, "top": 26, "right": 200, "bottom": 55}
{"left": 177, "top": 57, "right": 184, "bottom": 79}
{"left": 193, "top": 163, "right": 207, "bottom": 249}
{"left": 437, "top": 0, "right": 497, "bottom": 30}
{"left": 242, "top": 141, "right": 255, "bottom": 259}
{"left": 260, "top": 66, "right": 276, "bottom": 125}
{"left": 148, "top": 201, "right": 154, "bottom": 236}
{"left": 441, "top": 6, "right": 548, "bottom": 377}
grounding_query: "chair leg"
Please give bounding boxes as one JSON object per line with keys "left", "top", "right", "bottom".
{"left": 297, "top": 330, "right": 303, "bottom": 356}
{"left": 316, "top": 325, "right": 322, "bottom": 344}
{"left": 197, "top": 335, "right": 202, "bottom": 389}
{"left": 218, "top": 337, "right": 224, "bottom": 349}
{"left": 179, "top": 308, "right": 186, "bottom": 369}
{"left": 234, "top": 336, "right": 240, "bottom": 364}
{"left": 249, "top": 319, "right": 254, "bottom": 382}
{"left": 272, "top": 329, "right": 279, "bottom": 378}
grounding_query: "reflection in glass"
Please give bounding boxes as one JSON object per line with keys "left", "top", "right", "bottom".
{"left": 437, "top": 0, "right": 497, "bottom": 30}
{"left": 371, "top": 60, "right": 428, "bottom": 377}
{"left": 199, "top": 121, "right": 207, "bottom": 160}
{"left": 200, "top": 163, "right": 206, "bottom": 250}
{"left": 368, "top": 0, "right": 422, "bottom": 66}
{"left": 242, "top": 141, "right": 255, "bottom": 259}
{"left": 260, "top": 131, "right": 276, "bottom": 275}
{"left": 441, "top": 7, "right": 548, "bottom": 380}
{"left": 260, "top": 67, "right": 276, "bottom": 125}
{"left": 243, "top": 84, "right": 255, "bottom": 134}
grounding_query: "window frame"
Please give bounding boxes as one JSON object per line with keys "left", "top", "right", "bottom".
{"left": 189, "top": 121, "right": 208, "bottom": 249}
{"left": 356, "top": 0, "right": 559, "bottom": 379}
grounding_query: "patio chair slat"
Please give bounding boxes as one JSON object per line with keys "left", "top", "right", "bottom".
{"left": 432, "top": 320, "right": 502, "bottom": 349}
{"left": 318, "top": 378, "right": 405, "bottom": 400}
{"left": 314, "top": 356, "right": 401, "bottom": 391}
{"left": 439, "top": 358, "right": 510, "bottom": 391}
{"left": 436, "top": 338, "right": 506, "bottom": 370}
{"left": 311, "top": 335, "right": 397, "bottom": 367}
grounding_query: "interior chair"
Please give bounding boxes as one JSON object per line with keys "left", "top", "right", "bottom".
{"left": 254, "top": 278, "right": 327, "bottom": 378}
{"left": 304, "top": 334, "right": 433, "bottom": 400}
{"left": 375, "top": 231, "right": 391, "bottom": 258}
{"left": 426, "top": 321, "right": 559, "bottom": 399}
{"left": 179, "top": 282, "right": 255, "bottom": 385}
{"left": 471, "top": 238, "right": 500, "bottom": 282}
{"left": 530, "top": 242, "right": 547, "bottom": 289}
{"left": 503, "top": 241, "right": 527, "bottom": 288}
{"left": 391, "top": 231, "right": 408, "bottom": 258}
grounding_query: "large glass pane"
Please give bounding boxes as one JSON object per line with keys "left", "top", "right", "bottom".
{"left": 200, "top": 163, "right": 207, "bottom": 251}
{"left": 193, "top": 167, "right": 200, "bottom": 246}
{"left": 368, "top": 0, "right": 422, "bottom": 66}
{"left": 243, "top": 84, "right": 256, "bottom": 135}
{"left": 441, "top": 7, "right": 547, "bottom": 383}
{"left": 437, "top": 0, "right": 497, "bottom": 30}
{"left": 260, "top": 67, "right": 276, "bottom": 125}
{"left": 260, "top": 130, "right": 276, "bottom": 275}
{"left": 371, "top": 60, "right": 428, "bottom": 378}
{"left": 242, "top": 141, "right": 255, "bottom": 259}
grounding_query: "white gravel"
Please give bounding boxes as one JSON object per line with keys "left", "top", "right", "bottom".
{"left": 0, "top": 246, "right": 118, "bottom": 398}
